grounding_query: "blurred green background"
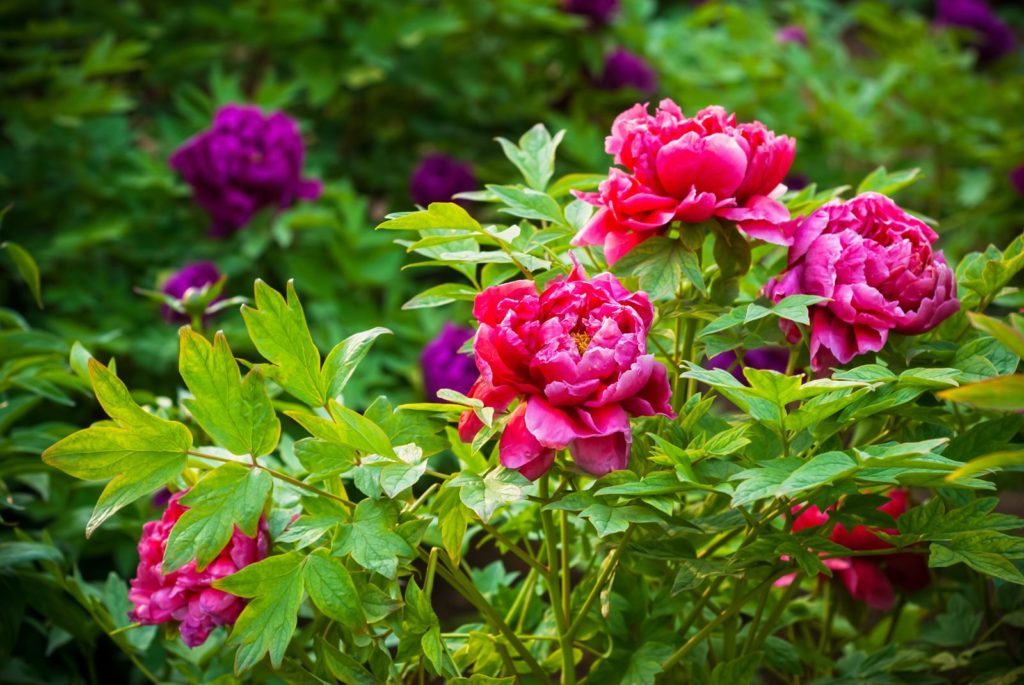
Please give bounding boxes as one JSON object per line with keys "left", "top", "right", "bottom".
{"left": 1, "top": 0, "right": 1022, "bottom": 681}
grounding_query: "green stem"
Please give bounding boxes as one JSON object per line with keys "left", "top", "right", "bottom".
{"left": 479, "top": 521, "right": 549, "bottom": 576}
{"left": 560, "top": 510, "right": 572, "bottom": 620}
{"left": 433, "top": 553, "right": 547, "bottom": 682}
{"left": 750, "top": 576, "right": 801, "bottom": 653}
{"left": 664, "top": 573, "right": 780, "bottom": 671}
{"left": 566, "top": 526, "right": 634, "bottom": 639}
{"left": 540, "top": 474, "right": 576, "bottom": 685}
{"left": 187, "top": 450, "right": 352, "bottom": 509}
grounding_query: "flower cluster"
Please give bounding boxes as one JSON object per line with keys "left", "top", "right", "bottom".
{"left": 765, "top": 192, "right": 959, "bottom": 371}
{"left": 171, "top": 104, "right": 322, "bottom": 237}
{"left": 782, "top": 490, "right": 930, "bottom": 611}
{"left": 128, "top": 492, "right": 269, "bottom": 647}
{"left": 935, "top": 0, "right": 1016, "bottom": 63}
{"left": 458, "top": 261, "right": 674, "bottom": 479}
{"left": 573, "top": 99, "right": 796, "bottom": 264}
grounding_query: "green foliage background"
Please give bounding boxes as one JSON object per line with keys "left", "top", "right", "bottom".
{"left": 2, "top": 0, "right": 1024, "bottom": 682}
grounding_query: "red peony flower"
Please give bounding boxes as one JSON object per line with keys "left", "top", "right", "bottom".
{"left": 458, "top": 261, "right": 674, "bottom": 479}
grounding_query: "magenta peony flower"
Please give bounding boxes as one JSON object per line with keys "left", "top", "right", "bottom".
{"left": 409, "top": 154, "right": 477, "bottom": 207}
{"left": 573, "top": 100, "right": 797, "bottom": 264}
{"left": 780, "top": 490, "right": 929, "bottom": 611}
{"left": 171, "top": 104, "right": 322, "bottom": 237}
{"left": 1010, "top": 163, "right": 1024, "bottom": 195}
{"left": 775, "top": 25, "right": 808, "bottom": 46}
{"left": 562, "top": 0, "right": 620, "bottom": 26}
{"left": 598, "top": 49, "right": 658, "bottom": 95}
{"left": 935, "top": 0, "right": 1016, "bottom": 63}
{"left": 706, "top": 347, "right": 790, "bottom": 383}
{"left": 764, "top": 193, "right": 959, "bottom": 372}
{"left": 457, "top": 260, "right": 674, "bottom": 480}
{"left": 128, "top": 491, "right": 269, "bottom": 647}
{"left": 160, "top": 261, "right": 222, "bottom": 324}
{"left": 421, "top": 322, "right": 479, "bottom": 401}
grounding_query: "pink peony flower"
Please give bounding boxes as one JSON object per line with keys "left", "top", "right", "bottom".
{"left": 457, "top": 261, "right": 674, "bottom": 479}
{"left": 573, "top": 100, "right": 796, "bottom": 264}
{"left": 764, "top": 192, "right": 959, "bottom": 372}
{"left": 780, "top": 490, "right": 930, "bottom": 611}
{"left": 128, "top": 491, "right": 269, "bottom": 647}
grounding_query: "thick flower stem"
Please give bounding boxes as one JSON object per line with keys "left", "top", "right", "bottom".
{"left": 539, "top": 474, "right": 576, "bottom": 685}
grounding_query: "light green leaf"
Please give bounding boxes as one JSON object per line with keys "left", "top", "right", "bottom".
{"left": 776, "top": 452, "right": 857, "bottom": 497}
{"left": 495, "top": 123, "right": 564, "bottom": 191}
{"left": 163, "top": 463, "right": 271, "bottom": 572}
{"left": 179, "top": 328, "right": 280, "bottom": 457}
{"left": 378, "top": 202, "right": 481, "bottom": 231}
{"left": 286, "top": 400, "right": 394, "bottom": 458}
{"left": 856, "top": 166, "right": 922, "bottom": 196}
{"left": 487, "top": 184, "right": 564, "bottom": 225}
{"left": 450, "top": 467, "right": 531, "bottom": 522}
{"left": 321, "top": 327, "right": 391, "bottom": 399}
{"left": 336, "top": 499, "right": 413, "bottom": 577}
{"left": 305, "top": 548, "right": 364, "bottom": 629}
{"left": 215, "top": 551, "right": 307, "bottom": 672}
{"left": 403, "top": 283, "right": 479, "bottom": 310}
{"left": 2, "top": 240, "right": 42, "bottom": 308}
{"left": 241, "top": 280, "right": 325, "bottom": 407}
{"left": 939, "top": 375, "right": 1024, "bottom": 411}
{"left": 42, "top": 360, "right": 192, "bottom": 536}
{"left": 319, "top": 637, "right": 378, "bottom": 685}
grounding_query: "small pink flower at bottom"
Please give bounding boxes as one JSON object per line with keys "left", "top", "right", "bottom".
{"left": 777, "top": 490, "right": 930, "bottom": 611}
{"left": 128, "top": 491, "right": 269, "bottom": 647}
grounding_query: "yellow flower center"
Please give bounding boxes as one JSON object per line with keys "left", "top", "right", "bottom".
{"left": 570, "top": 330, "right": 591, "bottom": 355}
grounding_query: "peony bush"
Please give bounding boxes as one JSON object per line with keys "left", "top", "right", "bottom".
{"left": 38, "top": 100, "right": 1024, "bottom": 684}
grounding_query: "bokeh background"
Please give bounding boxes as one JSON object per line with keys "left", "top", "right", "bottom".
{"left": 1, "top": 0, "right": 1023, "bottom": 681}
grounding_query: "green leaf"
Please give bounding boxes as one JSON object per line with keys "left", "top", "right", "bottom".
{"left": 450, "top": 467, "right": 531, "bottom": 522}
{"left": 772, "top": 295, "right": 830, "bottom": 326}
{"left": 215, "top": 551, "right": 307, "bottom": 672}
{"left": 495, "top": 123, "right": 564, "bottom": 191}
{"left": 305, "top": 548, "right": 364, "bottom": 629}
{"left": 178, "top": 329, "right": 280, "bottom": 457}
{"left": 377, "top": 443, "right": 427, "bottom": 498}
{"left": 286, "top": 400, "right": 394, "bottom": 458}
{"left": 403, "top": 283, "right": 479, "bottom": 310}
{"left": 968, "top": 312, "right": 1024, "bottom": 358}
{"left": 487, "top": 184, "right": 564, "bottom": 224}
{"left": 435, "top": 487, "right": 470, "bottom": 563}
{"left": 318, "top": 636, "right": 378, "bottom": 685}
{"left": 613, "top": 237, "right": 704, "bottom": 300}
{"left": 947, "top": 449, "right": 1024, "bottom": 482}
{"left": 776, "top": 452, "right": 857, "bottom": 497}
{"left": 0, "top": 541, "right": 63, "bottom": 568}
{"left": 856, "top": 167, "right": 922, "bottom": 196}
{"left": 929, "top": 539, "right": 1024, "bottom": 585}
{"left": 2, "top": 241, "right": 42, "bottom": 308}
{"left": 939, "top": 375, "right": 1024, "bottom": 411}
{"left": 321, "top": 327, "right": 391, "bottom": 399}
{"left": 336, "top": 499, "right": 413, "bottom": 577}
{"left": 622, "top": 641, "right": 672, "bottom": 685}
{"left": 42, "top": 360, "right": 192, "bottom": 536}
{"left": 378, "top": 202, "right": 481, "bottom": 231}
{"left": 295, "top": 438, "right": 357, "bottom": 481}
{"left": 241, "top": 280, "right": 325, "bottom": 407}
{"left": 163, "top": 463, "right": 271, "bottom": 572}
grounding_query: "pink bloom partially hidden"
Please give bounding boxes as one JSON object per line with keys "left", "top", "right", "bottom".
{"left": 779, "top": 490, "right": 930, "bottom": 611}
{"left": 573, "top": 99, "right": 797, "bottom": 264}
{"left": 765, "top": 192, "right": 959, "bottom": 372}
{"left": 129, "top": 491, "right": 269, "bottom": 647}
{"left": 458, "top": 261, "right": 675, "bottom": 480}
{"left": 171, "top": 104, "right": 322, "bottom": 237}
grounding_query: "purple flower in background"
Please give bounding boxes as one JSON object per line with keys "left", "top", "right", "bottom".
{"left": 421, "top": 323, "right": 478, "bottom": 401}
{"left": 410, "top": 154, "right": 477, "bottom": 207}
{"left": 598, "top": 49, "right": 658, "bottom": 95}
{"left": 152, "top": 487, "right": 173, "bottom": 508}
{"left": 707, "top": 348, "right": 791, "bottom": 384}
{"left": 775, "top": 25, "right": 808, "bottom": 46}
{"left": 562, "top": 0, "right": 620, "bottom": 26}
{"left": 161, "top": 261, "right": 222, "bottom": 324}
{"left": 1010, "top": 163, "right": 1024, "bottom": 195}
{"left": 785, "top": 174, "right": 811, "bottom": 191}
{"left": 935, "top": 0, "right": 1017, "bottom": 63}
{"left": 171, "top": 104, "right": 322, "bottom": 237}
